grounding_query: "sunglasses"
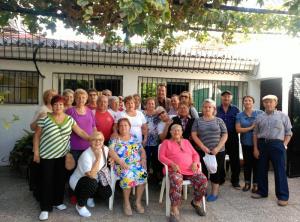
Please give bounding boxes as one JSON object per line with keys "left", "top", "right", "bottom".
{"left": 180, "top": 95, "right": 189, "bottom": 98}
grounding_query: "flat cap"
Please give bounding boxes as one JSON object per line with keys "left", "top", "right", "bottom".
{"left": 262, "top": 94, "right": 278, "bottom": 102}
{"left": 221, "top": 90, "right": 232, "bottom": 96}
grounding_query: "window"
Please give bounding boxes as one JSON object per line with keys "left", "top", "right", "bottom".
{"left": 0, "top": 70, "right": 39, "bottom": 104}
{"left": 167, "top": 82, "right": 189, "bottom": 97}
{"left": 53, "top": 73, "right": 123, "bottom": 96}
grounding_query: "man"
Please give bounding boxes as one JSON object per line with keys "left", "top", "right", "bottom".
{"left": 155, "top": 83, "right": 171, "bottom": 112}
{"left": 217, "top": 90, "right": 241, "bottom": 189}
{"left": 251, "top": 95, "right": 292, "bottom": 207}
{"left": 87, "top": 88, "right": 98, "bottom": 115}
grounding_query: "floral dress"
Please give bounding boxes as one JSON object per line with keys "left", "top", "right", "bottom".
{"left": 109, "top": 136, "right": 147, "bottom": 189}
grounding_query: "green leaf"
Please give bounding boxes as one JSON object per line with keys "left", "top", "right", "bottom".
{"left": 77, "top": 0, "right": 90, "bottom": 7}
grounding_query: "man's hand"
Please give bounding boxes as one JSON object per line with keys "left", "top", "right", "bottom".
{"left": 210, "top": 147, "right": 219, "bottom": 155}
{"left": 253, "top": 147, "right": 260, "bottom": 159}
{"left": 33, "top": 154, "right": 40, "bottom": 163}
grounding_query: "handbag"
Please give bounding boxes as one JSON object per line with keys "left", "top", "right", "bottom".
{"left": 97, "top": 148, "right": 111, "bottom": 187}
{"left": 203, "top": 154, "right": 218, "bottom": 174}
{"left": 65, "top": 152, "right": 75, "bottom": 170}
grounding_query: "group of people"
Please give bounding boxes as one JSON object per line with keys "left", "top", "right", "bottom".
{"left": 30, "top": 83, "right": 293, "bottom": 222}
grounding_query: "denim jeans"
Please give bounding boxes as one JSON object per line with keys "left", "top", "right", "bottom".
{"left": 257, "top": 139, "right": 289, "bottom": 201}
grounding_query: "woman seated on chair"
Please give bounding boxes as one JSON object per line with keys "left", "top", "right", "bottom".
{"left": 69, "top": 131, "right": 127, "bottom": 218}
{"left": 109, "top": 117, "right": 148, "bottom": 216}
{"left": 159, "top": 124, "right": 208, "bottom": 222}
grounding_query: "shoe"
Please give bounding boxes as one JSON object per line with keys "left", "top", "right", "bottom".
{"left": 191, "top": 200, "right": 206, "bottom": 216}
{"left": 207, "top": 194, "right": 218, "bottom": 202}
{"left": 75, "top": 204, "right": 91, "bottom": 217}
{"left": 39, "top": 211, "right": 48, "bottom": 221}
{"left": 242, "top": 183, "right": 251, "bottom": 192}
{"left": 232, "top": 183, "right": 241, "bottom": 190}
{"left": 54, "top": 204, "right": 67, "bottom": 211}
{"left": 251, "top": 193, "right": 267, "bottom": 199}
{"left": 135, "top": 204, "right": 145, "bottom": 214}
{"left": 277, "top": 200, "right": 288, "bottom": 207}
{"left": 169, "top": 214, "right": 180, "bottom": 222}
{"left": 123, "top": 204, "right": 133, "bottom": 216}
{"left": 251, "top": 184, "right": 258, "bottom": 193}
{"left": 87, "top": 198, "right": 95, "bottom": 208}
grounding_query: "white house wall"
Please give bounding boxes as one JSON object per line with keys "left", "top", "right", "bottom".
{"left": 0, "top": 59, "right": 260, "bottom": 166}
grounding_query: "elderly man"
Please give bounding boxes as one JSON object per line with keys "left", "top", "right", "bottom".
{"left": 251, "top": 95, "right": 292, "bottom": 207}
{"left": 155, "top": 83, "right": 171, "bottom": 112}
{"left": 217, "top": 90, "right": 241, "bottom": 189}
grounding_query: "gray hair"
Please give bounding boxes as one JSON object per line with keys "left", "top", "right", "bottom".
{"left": 63, "top": 89, "right": 74, "bottom": 96}
{"left": 202, "top": 98, "right": 216, "bottom": 108}
{"left": 170, "top": 124, "right": 183, "bottom": 132}
{"left": 108, "top": 96, "right": 119, "bottom": 106}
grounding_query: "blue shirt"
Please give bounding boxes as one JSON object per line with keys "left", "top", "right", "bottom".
{"left": 236, "top": 110, "right": 264, "bottom": 146}
{"left": 217, "top": 104, "right": 240, "bottom": 133}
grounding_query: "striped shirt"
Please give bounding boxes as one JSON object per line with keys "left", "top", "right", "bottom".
{"left": 192, "top": 117, "right": 227, "bottom": 152}
{"left": 37, "top": 114, "right": 75, "bottom": 159}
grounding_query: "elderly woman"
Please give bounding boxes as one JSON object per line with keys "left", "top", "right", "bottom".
{"left": 168, "top": 94, "right": 179, "bottom": 116}
{"left": 179, "top": 91, "right": 199, "bottom": 119}
{"left": 191, "top": 99, "right": 228, "bottom": 202}
{"left": 157, "top": 106, "right": 175, "bottom": 141}
{"left": 108, "top": 96, "right": 120, "bottom": 120}
{"left": 95, "top": 95, "right": 114, "bottom": 145}
{"left": 143, "top": 97, "right": 160, "bottom": 179}
{"left": 69, "top": 131, "right": 127, "bottom": 217}
{"left": 115, "top": 95, "right": 148, "bottom": 145}
{"left": 33, "top": 95, "right": 90, "bottom": 221}
{"left": 63, "top": 89, "right": 74, "bottom": 110}
{"left": 109, "top": 118, "right": 147, "bottom": 216}
{"left": 66, "top": 89, "right": 97, "bottom": 162}
{"left": 133, "top": 93, "right": 142, "bottom": 110}
{"left": 236, "top": 96, "right": 263, "bottom": 192}
{"left": 30, "top": 89, "right": 57, "bottom": 131}
{"left": 159, "top": 124, "right": 208, "bottom": 221}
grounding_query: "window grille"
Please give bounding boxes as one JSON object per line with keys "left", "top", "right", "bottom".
{"left": 0, "top": 70, "right": 39, "bottom": 104}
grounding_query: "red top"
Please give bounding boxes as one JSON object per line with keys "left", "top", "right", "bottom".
{"left": 159, "top": 139, "right": 201, "bottom": 176}
{"left": 95, "top": 110, "right": 114, "bottom": 142}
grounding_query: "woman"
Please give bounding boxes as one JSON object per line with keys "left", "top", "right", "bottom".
{"left": 143, "top": 97, "right": 160, "bottom": 179}
{"left": 133, "top": 93, "right": 142, "bottom": 110}
{"left": 109, "top": 118, "right": 147, "bottom": 216}
{"left": 30, "top": 89, "right": 57, "bottom": 131}
{"left": 95, "top": 95, "right": 114, "bottom": 145}
{"left": 63, "top": 89, "right": 74, "bottom": 110}
{"left": 108, "top": 96, "right": 120, "bottom": 120}
{"left": 33, "top": 95, "right": 90, "bottom": 221}
{"left": 159, "top": 124, "right": 208, "bottom": 222}
{"left": 236, "top": 96, "right": 263, "bottom": 192}
{"left": 191, "top": 99, "right": 228, "bottom": 202}
{"left": 156, "top": 106, "right": 175, "bottom": 141}
{"left": 118, "top": 96, "right": 124, "bottom": 111}
{"left": 69, "top": 131, "right": 127, "bottom": 217}
{"left": 168, "top": 94, "right": 179, "bottom": 116}
{"left": 66, "top": 89, "right": 97, "bottom": 162}
{"left": 179, "top": 91, "right": 199, "bottom": 119}
{"left": 115, "top": 95, "right": 148, "bottom": 145}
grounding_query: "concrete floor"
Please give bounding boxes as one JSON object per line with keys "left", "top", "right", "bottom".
{"left": 0, "top": 166, "right": 300, "bottom": 222}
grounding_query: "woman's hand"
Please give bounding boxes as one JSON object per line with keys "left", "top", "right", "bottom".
{"left": 33, "top": 153, "right": 40, "bottom": 164}
{"left": 119, "top": 160, "right": 130, "bottom": 170}
{"left": 191, "top": 162, "right": 199, "bottom": 173}
{"left": 110, "top": 132, "right": 119, "bottom": 139}
{"left": 108, "top": 157, "right": 115, "bottom": 166}
{"left": 141, "top": 158, "right": 147, "bottom": 169}
{"left": 171, "top": 163, "right": 180, "bottom": 173}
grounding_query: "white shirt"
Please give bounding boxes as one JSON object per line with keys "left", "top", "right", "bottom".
{"left": 69, "top": 146, "right": 109, "bottom": 190}
{"left": 115, "top": 110, "right": 147, "bottom": 143}
{"left": 157, "top": 115, "right": 176, "bottom": 135}
{"left": 31, "top": 105, "right": 51, "bottom": 124}
{"left": 108, "top": 109, "right": 119, "bottom": 121}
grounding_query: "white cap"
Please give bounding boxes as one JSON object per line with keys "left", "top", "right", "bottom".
{"left": 262, "top": 95, "right": 278, "bottom": 102}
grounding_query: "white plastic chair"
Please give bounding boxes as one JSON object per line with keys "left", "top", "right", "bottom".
{"left": 109, "top": 165, "right": 149, "bottom": 210}
{"left": 158, "top": 145, "right": 206, "bottom": 216}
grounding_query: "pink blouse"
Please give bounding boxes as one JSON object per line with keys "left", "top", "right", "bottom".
{"left": 159, "top": 139, "right": 201, "bottom": 176}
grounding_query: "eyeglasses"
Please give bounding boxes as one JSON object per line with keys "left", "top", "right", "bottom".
{"left": 158, "top": 111, "right": 166, "bottom": 116}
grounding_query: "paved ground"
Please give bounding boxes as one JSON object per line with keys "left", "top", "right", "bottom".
{"left": 0, "top": 166, "right": 300, "bottom": 222}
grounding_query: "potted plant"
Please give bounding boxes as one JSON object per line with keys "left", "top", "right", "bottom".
{"left": 9, "top": 130, "right": 34, "bottom": 177}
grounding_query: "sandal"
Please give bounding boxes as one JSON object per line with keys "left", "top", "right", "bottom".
{"left": 242, "top": 183, "right": 251, "bottom": 192}
{"left": 134, "top": 203, "right": 145, "bottom": 214}
{"left": 251, "top": 184, "right": 258, "bottom": 193}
